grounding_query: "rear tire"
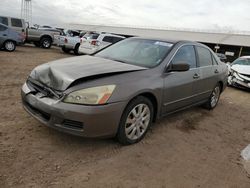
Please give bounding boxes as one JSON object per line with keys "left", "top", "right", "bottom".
{"left": 117, "top": 96, "right": 154, "bottom": 145}
{"left": 40, "top": 37, "right": 52, "bottom": 49}
{"left": 204, "top": 84, "right": 221, "bottom": 110}
{"left": 4, "top": 40, "right": 16, "bottom": 52}
{"left": 74, "top": 43, "right": 80, "bottom": 55}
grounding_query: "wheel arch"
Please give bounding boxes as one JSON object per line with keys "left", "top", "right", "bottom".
{"left": 218, "top": 81, "right": 224, "bottom": 93}
{"left": 4, "top": 39, "right": 16, "bottom": 44}
{"left": 74, "top": 42, "right": 80, "bottom": 49}
{"left": 125, "top": 91, "right": 159, "bottom": 122}
{"left": 40, "top": 35, "right": 53, "bottom": 41}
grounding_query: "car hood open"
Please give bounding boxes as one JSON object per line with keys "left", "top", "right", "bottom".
{"left": 231, "top": 65, "right": 250, "bottom": 75}
{"left": 30, "top": 55, "right": 147, "bottom": 91}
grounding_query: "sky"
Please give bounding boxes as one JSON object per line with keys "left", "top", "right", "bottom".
{"left": 0, "top": 0, "right": 249, "bottom": 32}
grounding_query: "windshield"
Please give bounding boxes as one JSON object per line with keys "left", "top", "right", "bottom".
{"left": 232, "top": 58, "right": 250, "bottom": 66}
{"left": 95, "top": 38, "right": 173, "bottom": 68}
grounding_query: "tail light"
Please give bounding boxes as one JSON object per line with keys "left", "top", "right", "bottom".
{"left": 90, "top": 40, "right": 99, "bottom": 46}
{"left": 80, "top": 38, "right": 82, "bottom": 44}
{"left": 64, "top": 38, "right": 68, "bottom": 43}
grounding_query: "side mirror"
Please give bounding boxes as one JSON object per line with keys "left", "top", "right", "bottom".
{"left": 167, "top": 62, "right": 190, "bottom": 72}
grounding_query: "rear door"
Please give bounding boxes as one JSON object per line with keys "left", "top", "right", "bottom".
{"left": 163, "top": 45, "right": 200, "bottom": 113}
{"left": 193, "top": 46, "right": 217, "bottom": 102}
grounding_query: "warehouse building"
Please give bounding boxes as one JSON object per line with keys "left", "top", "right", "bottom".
{"left": 67, "top": 23, "right": 250, "bottom": 62}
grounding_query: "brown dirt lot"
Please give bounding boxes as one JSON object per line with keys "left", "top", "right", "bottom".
{"left": 0, "top": 45, "right": 250, "bottom": 188}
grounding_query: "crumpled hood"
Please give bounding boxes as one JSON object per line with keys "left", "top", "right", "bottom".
{"left": 30, "top": 55, "right": 147, "bottom": 91}
{"left": 231, "top": 64, "right": 250, "bottom": 75}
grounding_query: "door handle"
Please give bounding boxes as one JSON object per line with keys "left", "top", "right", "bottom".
{"left": 193, "top": 73, "right": 200, "bottom": 79}
{"left": 214, "top": 69, "right": 219, "bottom": 74}
{"left": 3, "top": 34, "right": 7, "bottom": 36}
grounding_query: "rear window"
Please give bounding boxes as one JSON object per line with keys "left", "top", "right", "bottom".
{"left": 196, "top": 46, "right": 213, "bottom": 67}
{"left": 0, "top": 16, "right": 8, "bottom": 26}
{"left": 103, "top": 36, "right": 113, "bottom": 43}
{"left": 90, "top": 34, "right": 99, "bottom": 39}
{"left": 212, "top": 54, "right": 219, "bottom": 65}
{"left": 11, "top": 18, "right": 23, "bottom": 27}
{"left": 112, "top": 37, "right": 123, "bottom": 43}
{"left": 103, "top": 36, "right": 124, "bottom": 43}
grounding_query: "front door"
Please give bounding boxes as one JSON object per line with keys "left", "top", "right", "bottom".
{"left": 162, "top": 45, "right": 199, "bottom": 114}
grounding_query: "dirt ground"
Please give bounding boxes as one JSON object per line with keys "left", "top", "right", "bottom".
{"left": 0, "top": 45, "right": 250, "bottom": 188}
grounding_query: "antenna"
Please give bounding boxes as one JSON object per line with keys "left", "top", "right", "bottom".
{"left": 21, "top": 0, "right": 32, "bottom": 25}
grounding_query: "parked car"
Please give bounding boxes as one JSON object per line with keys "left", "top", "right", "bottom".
{"left": 0, "top": 23, "right": 25, "bottom": 52}
{"left": 216, "top": 53, "right": 227, "bottom": 63}
{"left": 56, "top": 30, "right": 86, "bottom": 55}
{"left": 227, "top": 56, "right": 250, "bottom": 89}
{"left": 21, "top": 37, "right": 228, "bottom": 145}
{"left": 78, "top": 33, "right": 125, "bottom": 55}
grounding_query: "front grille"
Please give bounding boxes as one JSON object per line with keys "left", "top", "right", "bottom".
{"left": 24, "top": 100, "right": 50, "bottom": 121}
{"left": 62, "top": 119, "right": 84, "bottom": 130}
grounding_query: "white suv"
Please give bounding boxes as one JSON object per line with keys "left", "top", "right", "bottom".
{"left": 78, "top": 33, "right": 125, "bottom": 55}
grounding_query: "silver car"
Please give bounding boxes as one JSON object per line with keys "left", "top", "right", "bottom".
{"left": 0, "top": 23, "right": 25, "bottom": 52}
{"left": 21, "top": 37, "right": 228, "bottom": 145}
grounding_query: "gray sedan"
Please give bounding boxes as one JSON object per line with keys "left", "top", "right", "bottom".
{"left": 21, "top": 37, "right": 228, "bottom": 145}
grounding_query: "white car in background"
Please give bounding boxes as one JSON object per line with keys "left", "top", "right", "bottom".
{"left": 78, "top": 33, "right": 125, "bottom": 55}
{"left": 54, "top": 30, "right": 86, "bottom": 55}
{"left": 228, "top": 56, "right": 250, "bottom": 89}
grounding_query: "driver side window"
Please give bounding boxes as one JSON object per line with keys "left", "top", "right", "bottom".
{"left": 172, "top": 45, "right": 197, "bottom": 69}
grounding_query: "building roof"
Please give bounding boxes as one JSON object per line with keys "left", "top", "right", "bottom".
{"left": 66, "top": 24, "right": 250, "bottom": 47}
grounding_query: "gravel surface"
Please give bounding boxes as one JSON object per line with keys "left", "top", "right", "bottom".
{"left": 0, "top": 45, "right": 250, "bottom": 188}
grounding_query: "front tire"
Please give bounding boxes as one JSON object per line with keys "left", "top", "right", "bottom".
{"left": 4, "top": 40, "right": 16, "bottom": 52}
{"left": 117, "top": 96, "right": 154, "bottom": 145}
{"left": 204, "top": 84, "right": 221, "bottom": 110}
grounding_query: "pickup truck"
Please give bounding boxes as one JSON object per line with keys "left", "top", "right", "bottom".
{"left": 55, "top": 30, "right": 86, "bottom": 55}
{"left": 26, "top": 26, "right": 61, "bottom": 49}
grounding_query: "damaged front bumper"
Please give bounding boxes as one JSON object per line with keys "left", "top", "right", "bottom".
{"left": 228, "top": 71, "right": 250, "bottom": 89}
{"left": 21, "top": 82, "right": 126, "bottom": 138}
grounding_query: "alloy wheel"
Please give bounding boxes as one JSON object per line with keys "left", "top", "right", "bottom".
{"left": 5, "top": 41, "right": 15, "bottom": 51}
{"left": 125, "top": 104, "right": 151, "bottom": 140}
{"left": 210, "top": 86, "right": 220, "bottom": 108}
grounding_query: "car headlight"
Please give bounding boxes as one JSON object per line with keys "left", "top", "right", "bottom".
{"left": 63, "top": 85, "right": 116, "bottom": 105}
